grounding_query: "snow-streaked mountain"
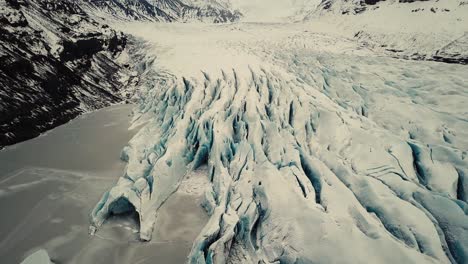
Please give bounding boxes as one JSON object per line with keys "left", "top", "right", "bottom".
{"left": 0, "top": 0, "right": 240, "bottom": 148}
{"left": 84, "top": 0, "right": 175, "bottom": 21}
{"left": 301, "top": 0, "right": 468, "bottom": 64}
{"left": 84, "top": 0, "right": 241, "bottom": 23}
{"left": 180, "top": 0, "right": 242, "bottom": 23}
{"left": 226, "top": 0, "right": 320, "bottom": 22}
{"left": 0, "top": 0, "right": 129, "bottom": 147}
{"left": 313, "top": 0, "right": 466, "bottom": 15}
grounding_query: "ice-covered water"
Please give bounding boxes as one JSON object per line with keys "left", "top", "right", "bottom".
{"left": 0, "top": 104, "right": 208, "bottom": 264}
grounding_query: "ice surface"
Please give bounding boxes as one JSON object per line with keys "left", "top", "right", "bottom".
{"left": 90, "top": 20, "right": 467, "bottom": 264}
{"left": 20, "top": 249, "right": 52, "bottom": 264}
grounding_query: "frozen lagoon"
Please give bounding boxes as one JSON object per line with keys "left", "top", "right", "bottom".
{"left": 0, "top": 104, "right": 208, "bottom": 264}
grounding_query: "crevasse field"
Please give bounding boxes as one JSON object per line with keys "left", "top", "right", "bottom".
{"left": 90, "top": 12, "right": 468, "bottom": 264}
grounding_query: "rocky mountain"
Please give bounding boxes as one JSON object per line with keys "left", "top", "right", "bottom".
{"left": 84, "top": 0, "right": 175, "bottom": 21}
{"left": 302, "top": 0, "right": 468, "bottom": 64}
{"left": 314, "top": 0, "right": 466, "bottom": 15}
{"left": 0, "top": 0, "right": 128, "bottom": 147}
{"left": 0, "top": 0, "right": 241, "bottom": 148}
{"left": 180, "top": 0, "right": 242, "bottom": 23}
{"left": 84, "top": 0, "right": 241, "bottom": 22}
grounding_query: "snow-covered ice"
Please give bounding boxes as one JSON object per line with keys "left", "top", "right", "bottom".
{"left": 20, "top": 249, "right": 52, "bottom": 264}
{"left": 89, "top": 18, "right": 468, "bottom": 264}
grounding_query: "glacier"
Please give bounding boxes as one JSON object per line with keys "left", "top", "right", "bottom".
{"left": 20, "top": 249, "right": 52, "bottom": 264}
{"left": 89, "top": 20, "right": 467, "bottom": 264}
{"left": 1, "top": 0, "right": 464, "bottom": 264}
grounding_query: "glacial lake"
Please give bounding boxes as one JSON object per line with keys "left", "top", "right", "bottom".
{"left": 0, "top": 104, "right": 208, "bottom": 264}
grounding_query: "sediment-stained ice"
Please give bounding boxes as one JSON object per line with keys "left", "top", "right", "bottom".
{"left": 90, "top": 23, "right": 467, "bottom": 264}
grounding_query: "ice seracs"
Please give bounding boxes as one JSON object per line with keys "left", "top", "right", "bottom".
{"left": 89, "top": 21, "right": 467, "bottom": 263}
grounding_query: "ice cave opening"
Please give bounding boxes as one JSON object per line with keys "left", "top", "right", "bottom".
{"left": 108, "top": 196, "right": 141, "bottom": 233}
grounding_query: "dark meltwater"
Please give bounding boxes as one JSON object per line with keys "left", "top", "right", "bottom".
{"left": 0, "top": 104, "right": 208, "bottom": 264}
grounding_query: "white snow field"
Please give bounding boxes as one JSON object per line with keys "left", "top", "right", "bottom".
{"left": 88, "top": 17, "right": 468, "bottom": 264}
{"left": 305, "top": 0, "right": 468, "bottom": 63}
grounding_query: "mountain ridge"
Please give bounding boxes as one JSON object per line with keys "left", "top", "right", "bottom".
{"left": 0, "top": 0, "right": 241, "bottom": 148}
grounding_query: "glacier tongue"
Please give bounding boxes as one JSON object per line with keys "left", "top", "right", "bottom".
{"left": 90, "top": 23, "right": 467, "bottom": 264}
{"left": 20, "top": 249, "right": 52, "bottom": 264}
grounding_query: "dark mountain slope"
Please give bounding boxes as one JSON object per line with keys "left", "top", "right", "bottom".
{"left": 84, "top": 0, "right": 175, "bottom": 21}
{"left": 0, "top": 0, "right": 241, "bottom": 148}
{"left": 83, "top": 0, "right": 241, "bottom": 22}
{"left": 0, "top": 0, "right": 127, "bottom": 147}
